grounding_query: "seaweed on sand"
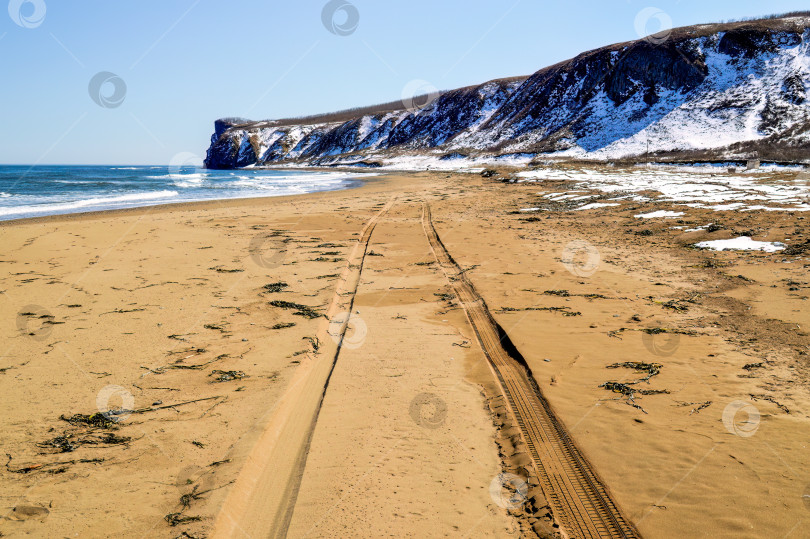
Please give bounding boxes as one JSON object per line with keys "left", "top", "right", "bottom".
{"left": 37, "top": 431, "right": 131, "bottom": 453}
{"left": 606, "top": 361, "right": 662, "bottom": 382}
{"left": 268, "top": 300, "right": 322, "bottom": 319}
{"left": 271, "top": 322, "right": 296, "bottom": 330}
{"left": 659, "top": 299, "right": 689, "bottom": 312}
{"left": 601, "top": 361, "right": 669, "bottom": 413}
{"left": 203, "top": 324, "right": 226, "bottom": 332}
{"left": 498, "top": 305, "right": 580, "bottom": 316}
{"left": 60, "top": 412, "right": 118, "bottom": 429}
{"left": 601, "top": 382, "right": 669, "bottom": 397}
{"left": 544, "top": 289, "right": 570, "bottom": 297}
{"left": 208, "top": 266, "right": 244, "bottom": 273}
{"left": 209, "top": 370, "right": 246, "bottom": 383}
{"left": 164, "top": 513, "right": 202, "bottom": 527}
{"left": 262, "top": 282, "right": 289, "bottom": 293}
{"left": 5, "top": 453, "right": 104, "bottom": 474}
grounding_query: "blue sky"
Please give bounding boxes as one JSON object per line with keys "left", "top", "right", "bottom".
{"left": 1, "top": 0, "right": 808, "bottom": 165}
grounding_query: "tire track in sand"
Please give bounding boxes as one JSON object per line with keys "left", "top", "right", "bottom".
{"left": 421, "top": 202, "right": 640, "bottom": 539}
{"left": 211, "top": 199, "right": 394, "bottom": 539}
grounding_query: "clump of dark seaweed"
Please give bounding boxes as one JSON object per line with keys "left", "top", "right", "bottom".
{"left": 271, "top": 322, "right": 296, "bottom": 330}
{"left": 601, "top": 361, "right": 668, "bottom": 413}
{"left": 262, "top": 282, "right": 289, "bottom": 293}
{"left": 5, "top": 453, "right": 104, "bottom": 474}
{"left": 210, "top": 370, "right": 246, "bottom": 383}
{"left": 607, "top": 361, "right": 662, "bottom": 381}
{"left": 38, "top": 431, "right": 131, "bottom": 453}
{"left": 268, "top": 300, "right": 322, "bottom": 319}
{"left": 208, "top": 266, "right": 244, "bottom": 273}
{"left": 60, "top": 412, "right": 119, "bottom": 429}
{"left": 544, "top": 290, "right": 570, "bottom": 297}
{"left": 660, "top": 299, "right": 688, "bottom": 312}
{"left": 165, "top": 513, "right": 202, "bottom": 527}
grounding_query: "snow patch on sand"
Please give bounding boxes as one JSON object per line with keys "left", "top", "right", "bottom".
{"left": 516, "top": 165, "right": 810, "bottom": 212}
{"left": 695, "top": 237, "right": 786, "bottom": 252}
{"left": 635, "top": 210, "right": 685, "bottom": 219}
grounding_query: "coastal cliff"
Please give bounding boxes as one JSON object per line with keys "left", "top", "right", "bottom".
{"left": 206, "top": 14, "right": 810, "bottom": 168}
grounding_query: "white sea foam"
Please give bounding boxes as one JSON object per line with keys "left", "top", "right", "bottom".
{"left": 0, "top": 190, "right": 179, "bottom": 217}
{"left": 0, "top": 168, "right": 371, "bottom": 221}
{"left": 171, "top": 173, "right": 207, "bottom": 188}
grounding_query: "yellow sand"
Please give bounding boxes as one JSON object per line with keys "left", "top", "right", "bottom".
{"left": 1, "top": 170, "right": 808, "bottom": 538}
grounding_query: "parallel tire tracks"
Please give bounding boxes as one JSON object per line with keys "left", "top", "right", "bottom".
{"left": 212, "top": 199, "right": 393, "bottom": 539}
{"left": 421, "top": 203, "right": 640, "bottom": 539}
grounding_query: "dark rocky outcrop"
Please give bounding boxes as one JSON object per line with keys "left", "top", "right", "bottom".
{"left": 205, "top": 14, "right": 810, "bottom": 168}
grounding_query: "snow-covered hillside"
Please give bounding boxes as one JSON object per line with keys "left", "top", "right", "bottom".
{"left": 205, "top": 15, "right": 810, "bottom": 169}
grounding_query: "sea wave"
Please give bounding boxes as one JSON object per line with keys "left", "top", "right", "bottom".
{"left": 52, "top": 179, "right": 133, "bottom": 186}
{"left": 229, "top": 173, "right": 351, "bottom": 189}
{"left": 149, "top": 173, "right": 206, "bottom": 180}
{"left": 0, "top": 167, "right": 370, "bottom": 221}
{"left": 0, "top": 190, "right": 179, "bottom": 217}
{"left": 170, "top": 173, "right": 207, "bottom": 188}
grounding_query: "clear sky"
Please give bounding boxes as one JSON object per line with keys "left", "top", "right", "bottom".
{"left": 1, "top": 0, "right": 808, "bottom": 165}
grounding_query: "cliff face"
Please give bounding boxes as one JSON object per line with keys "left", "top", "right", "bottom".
{"left": 205, "top": 15, "right": 810, "bottom": 169}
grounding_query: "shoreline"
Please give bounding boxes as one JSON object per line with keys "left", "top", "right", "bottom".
{"left": 0, "top": 170, "right": 382, "bottom": 226}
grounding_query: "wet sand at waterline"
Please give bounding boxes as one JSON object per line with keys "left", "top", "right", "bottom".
{"left": 1, "top": 169, "right": 809, "bottom": 538}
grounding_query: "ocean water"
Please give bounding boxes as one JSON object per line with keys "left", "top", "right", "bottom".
{"left": 0, "top": 165, "right": 367, "bottom": 221}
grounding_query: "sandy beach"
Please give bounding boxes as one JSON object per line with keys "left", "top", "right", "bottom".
{"left": 2, "top": 169, "right": 809, "bottom": 538}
